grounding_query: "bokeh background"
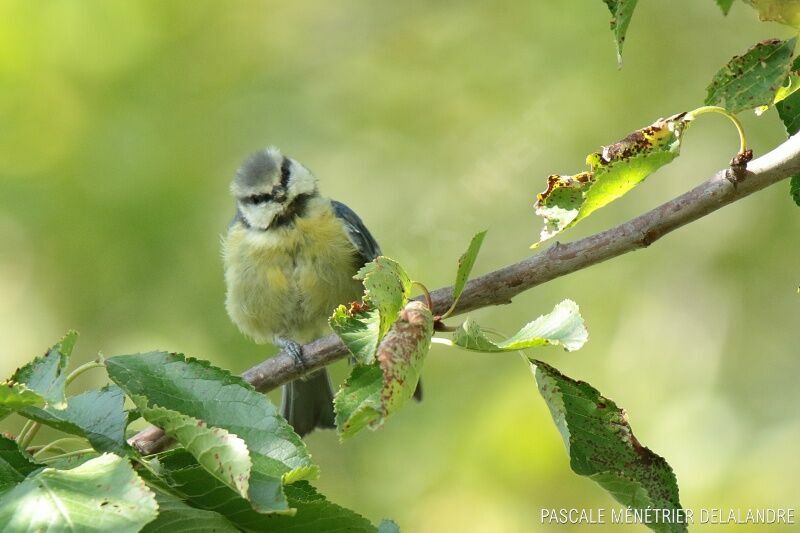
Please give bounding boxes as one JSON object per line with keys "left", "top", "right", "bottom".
{"left": 1, "top": 1, "right": 798, "bottom": 531}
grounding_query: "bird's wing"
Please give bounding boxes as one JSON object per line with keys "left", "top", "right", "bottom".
{"left": 331, "top": 200, "right": 382, "bottom": 265}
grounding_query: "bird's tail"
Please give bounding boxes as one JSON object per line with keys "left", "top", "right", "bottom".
{"left": 281, "top": 368, "right": 336, "bottom": 437}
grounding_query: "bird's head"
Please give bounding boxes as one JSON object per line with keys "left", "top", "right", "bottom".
{"left": 230, "top": 147, "right": 319, "bottom": 230}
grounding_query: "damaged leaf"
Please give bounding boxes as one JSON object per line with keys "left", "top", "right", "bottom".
{"left": 602, "top": 0, "right": 638, "bottom": 64}
{"left": 532, "top": 113, "right": 692, "bottom": 247}
{"left": 743, "top": 0, "right": 800, "bottom": 29}
{"left": 705, "top": 38, "right": 797, "bottom": 113}
{"left": 452, "top": 299, "right": 588, "bottom": 353}
{"left": 330, "top": 302, "right": 381, "bottom": 365}
{"left": 533, "top": 361, "right": 685, "bottom": 533}
{"left": 335, "top": 301, "right": 433, "bottom": 440}
{"left": 355, "top": 257, "right": 412, "bottom": 339}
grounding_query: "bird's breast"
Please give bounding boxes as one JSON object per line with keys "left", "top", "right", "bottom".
{"left": 223, "top": 205, "right": 363, "bottom": 344}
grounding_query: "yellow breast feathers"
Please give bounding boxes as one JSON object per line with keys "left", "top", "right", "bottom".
{"left": 223, "top": 198, "right": 363, "bottom": 344}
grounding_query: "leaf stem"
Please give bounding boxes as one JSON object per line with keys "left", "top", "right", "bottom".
{"left": 17, "top": 422, "right": 41, "bottom": 450}
{"left": 66, "top": 356, "right": 105, "bottom": 387}
{"left": 32, "top": 437, "right": 88, "bottom": 458}
{"left": 16, "top": 420, "right": 34, "bottom": 445}
{"left": 40, "top": 448, "right": 96, "bottom": 464}
{"left": 411, "top": 281, "right": 433, "bottom": 310}
{"left": 689, "top": 105, "right": 748, "bottom": 155}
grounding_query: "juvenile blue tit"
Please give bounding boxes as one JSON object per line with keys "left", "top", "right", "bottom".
{"left": 222, "top": 147, "right": 385, "bottom": 436}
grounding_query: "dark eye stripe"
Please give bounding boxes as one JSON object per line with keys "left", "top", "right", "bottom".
{"left": 243, "top": 192, "right": 273, "bottom": 205}
{"left": 280, "top": 156, "right": 292, "bottom": 188}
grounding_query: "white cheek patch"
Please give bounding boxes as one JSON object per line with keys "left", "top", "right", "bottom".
{"left": 287, "top": 162, "right": 317, "bottom": 197}
{"left": 240, "top": 202, "right": 281, "bottom": 230}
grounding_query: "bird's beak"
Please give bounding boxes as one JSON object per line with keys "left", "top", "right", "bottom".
{"left": 272, "top": 186, "right": 287, "bottom": 203}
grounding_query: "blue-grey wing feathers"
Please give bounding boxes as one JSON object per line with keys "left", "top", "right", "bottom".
{"left": 331, "top": 200, "right": 382, "bottom": 264}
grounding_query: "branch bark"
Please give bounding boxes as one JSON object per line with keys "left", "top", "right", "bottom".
{"left": 130, "top": 132, "right": 800, "bottom": 455}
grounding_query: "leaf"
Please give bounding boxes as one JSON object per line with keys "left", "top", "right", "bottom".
{"left": 335, "top": 301, "right": 433, "bottom": 440}
{"left": 0, "top": 453, "right": 158, "bottom": 532}
{"left": 532, "top": 113, "right": 692, "bottom": 247}
{"left": 334, "top": 366, "right": 384, "bottom": 440}
{"left": 452, "top": 299, "right": 588, "bottom": 353}
{"left": 158, "top": 450, "right": 384, "bottom": 532}
{"left": 791, "top": 176, "right": 800, "bottom": 206}
{"left": 602, "top": 0, "right": 638, "bottom": 64}
{"left": 142, "top": 485, "right": 238, "bottom": 532}
{"left": 138, "top": 400, "right": 253, "bottom": 501}
{"left": 355, "top": 257, "right": 412, "bottom": 339}
{"left": 532, "top": 361, "right": 686, "bottom": 533}
{"left": 106, "top": 352, "right": 317, "bottom": 512}
{"left": 743, "top": 0, "right": 800, "bottom": 29}
{"left": 705, "top": 38, "right": 797, "bottom": 114}
{"left": 775, "top": 60, "right": 800, "bottom": 207}
{"left": 450, "top": 230, "right": 487, "bottom": 310}
{"left": 0, "top": 331, "right": 77, "bottom": 416}
{"left": 0, "top": 436, "right": 41, "bottom": 495}
{"left": 20, "top": 385, "right": 130, "bottom": 455}
{"left": 715, "top": 0, "right": 735, "bottom": 15}
{"left": 0, "top": 383, "right": 44, "bottom": 421}
{"left": 376, "top": 301, "right": 433, "bottom": 417}
{"left": 329, "top": 302, "right": 381, "bottom": 365}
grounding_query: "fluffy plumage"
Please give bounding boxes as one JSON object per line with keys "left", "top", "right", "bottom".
{"left": 223, "top": 147, "right": 382, "bottom": 436}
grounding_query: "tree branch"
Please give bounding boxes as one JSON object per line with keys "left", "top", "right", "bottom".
{"left": 130, "top": 132, "right": 800, "bottom": 455}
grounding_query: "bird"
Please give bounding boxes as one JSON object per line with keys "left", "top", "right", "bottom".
{"left": 222, "top": 147, "right": 419, "bottom": 437}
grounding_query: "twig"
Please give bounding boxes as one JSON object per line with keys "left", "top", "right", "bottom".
{"left": 129, "top": 132, "right": 800, "bottom": 455}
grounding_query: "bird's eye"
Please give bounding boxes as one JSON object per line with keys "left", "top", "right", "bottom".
{"left": 244, "top": 193, "right": 273, "bottom": 205}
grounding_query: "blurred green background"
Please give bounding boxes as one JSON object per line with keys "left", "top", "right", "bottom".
{"left": 1, "top": 1, "right": 798, "bottom": 531}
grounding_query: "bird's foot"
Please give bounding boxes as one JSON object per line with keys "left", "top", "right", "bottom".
{"left": 276, "top": 338, "right": 306, "bottom": 372}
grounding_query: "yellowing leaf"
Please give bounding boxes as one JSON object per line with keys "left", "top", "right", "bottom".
{"left": 532, "top": 113, "right": 692, "bottom": 247}
{"left": 744, "top": 0, "right": 800, "bottom": 29}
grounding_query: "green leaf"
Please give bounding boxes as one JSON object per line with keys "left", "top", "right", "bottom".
{"left": 142, "top": 485, "right": 238, "bottom": 532}
{"left": 329, "top": 303, "right": 381, "bottom": 365}
{"left": 533, "top": 361, "right": 686, "bottom": 533}
{"left": 335, "top": 302, "right": 433, "bottom": 440}
{"left": 0, "top": 331, "right": 77, "bottom": 416}
{"left": 532, "top": 113, "right": 692, "bottom": 247}
{"left": 158, "top": 450, "right": 384, "bottom": 532}
{"left": 602, "top": 0, "right": 638, "bottom": 64}
{"left": 449, "top": 230, "right": 487, "bottom": 311}
{"left": 0, "top": 383, "right": 44, "bottom": 421}
{"left": 452, "top": 299, "right": 588, "bottom": 353}
{"left": 790, "top": 176, "right": 800, "bottom": 206}
{"left": 334, "top": 365, "right": 384, "bottom": 439}
{"left": 0, "top": 436, "right": 41, "bottom": 495}
{"left": 777, "top": 79, "right": 800, "bottom": 135}
{"left": 775, "top": 60, "right": 800, "bottom": 207}
{"left": 705, "top": 38, "right": 797, "bottom": 113}
{"left": 138, "top": 400, "right": 253, "bottom": 501}
{"left": 20, "top": 385, "right": 130, "bottom": 455}
{"left": 715, "top": 0, "right": 735, "bottom": 15}
{"left": 106, "top": 352, "right": 317, "bottom": 512}
{"left": 356, "top": 257, "right": 412, "bottom": 339}
{"left": 0, "top": 453, "right": 158, "bottom": 532}
{"left": 743, "top": 0, "right": 800, "bottom": 29}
